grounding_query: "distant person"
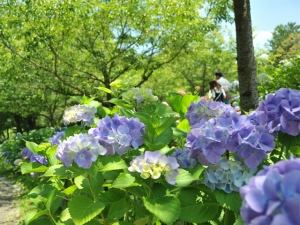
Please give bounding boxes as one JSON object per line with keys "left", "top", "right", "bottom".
{"left": 208, "top": 80, "right": 226, "bottom": 102}
{"left": 215, "top": 71, "right": 231, "bottom": 104}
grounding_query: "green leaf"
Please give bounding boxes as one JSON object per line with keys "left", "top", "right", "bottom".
{"left": 290, "top": 145, "right": 300, "bottom": 155}
{"left": 145, "top": 127, "right": 173, "bottom": 150}
{"left": 24, "top": 210, "right": 48, "bottom": 225}
{"left": 143, "top": 196, "right": 180, "bottom": 225}
{"left": 35, "top": 142, "right": 51, "bottom": 152}
{"left": 98, "top": 155, "right": 128, "bottom": 172}
{"left": 178, "top": 187, "right": 219, "bottom": 223}
{"left": 155, "top": 117, "right": 177, "bottom": 135}
{"left": 181, "top": 94, "right": 199, "bottom": 113}
{"left": 68, "top": 195, "right": 105, "bottom": 225}
{"left": 110, "top": 173, "right": 135, "bottom": 189}
{"left": 278, "top": 131, "right": 300, "bottom": 150}
{"left": 107, "top": 98, "right": 133, "bottom": 109}
{"left": 97, "top": 87, "right": 115, "bottom": 95}
{"left": 214, "top": 189, "right": 242, "bottom": 213}
{"left": 25, "top": 141, "right": 38, "bottom": 154}
{"left": 172, "top": 127, "right": 187, "bottom": 139}
{"left": 176, "top": 119, "right": 191, "bottom": 132}
{"left": 233, "top": 217, "right": 244, "bottom": 225}
{"left": 175, "top": 169, "right": 197, "bottom": 187}
{"left": 106, "top": 198, "right": 131, "bottom": 223}
{"left": 60, "top": 208, "right": 71, "bottom": 223}
{"left": 64, "top": 185, "right": 78, "bottom": 195}
{"left": 29, "top": 217, "right": 53, "bottom": 225}
{"left": 21, "top": 162, "right": 48, "bottom": 174}
{"left": 28, "top": 184, "right": 56, "bottom": 204}
{"left": 46, "top": 189, "right": 64, "bottom": 215}
{"left": 64, "top": 126, "right": 81, "bottom": 139}
{"left": 166, "top": 93, "right": 182, "bottom": 113}
{"left": 44, "top": 165, "right": 73, "bottom": 177}
{"left": 74, "top": 174, "right": 103, "bottom": 197}
{"left": 155, "top": 103, "right": 177, "bottom": 117}
{"left": 98, "top": 189, "right": 125, "bottom": 206}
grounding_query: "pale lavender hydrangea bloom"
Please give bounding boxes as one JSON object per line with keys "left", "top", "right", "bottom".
{"left": 122, "top": 87, "right": 158, "bottom": 105}
{"left": 63, "top": 104, "right": 97, "bottom": 126}
{"left": 56, "top": 134, "right": 107, "bottom": 168}
{"left": 240, "top": 158, "right": 300, "bottom": 225}
{"left": 203, "top": 158, "right": 256, "bottom": 193}
{"left": 128, "top": 151, "right": 180, "bottom": 185}
{"left": 256, "top": 88, "right": 300, "bottom": 136}
{"left": 89, "top": 114, "right": 145, "bottom": 155}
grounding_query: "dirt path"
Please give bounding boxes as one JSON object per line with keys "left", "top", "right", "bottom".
{"left": 0, "top": 177, "right": 21, "bottom": 225}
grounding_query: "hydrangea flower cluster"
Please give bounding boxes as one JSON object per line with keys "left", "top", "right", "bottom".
{"left": 256, "top": 88, "right": 300, "bottom": 136}
{"left": 56, "top": 134, "right": 107, "bottom": 168}
{"left": 171, "top": 148, "right": 197, "bottom": 168}
{"left": 185, "top": 100, "right": 235, "bottom": 127}
{"left": 230, "top": 80, "right": 239, "bottom": 92}
{"left": 88, "top": 114, "right": 145, "bottom": 155}
{"left": 122, "top": 87, "right": 158, "bottom": 105}
{"left": 51, "top": 131, "right": 65, "bottom": 146}
{"left": 203, "top": 158, "right": 256, "bottom": 193}
{"left": 128, "top": 151, "right": 180, "bottom": 185}
{"left": 186, "top": 110, "right": 275, "bottom": 169}
{"left": 21, "top": 147, "right": 48, "bottom": 165}
{"left": 63, "top": 104, "right": 97, "bottom": 126}
{"left": 240, "top": 158, "right": 300, "bottom": 225}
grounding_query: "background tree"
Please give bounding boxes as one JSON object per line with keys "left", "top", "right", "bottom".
{"left": 233, "top": 0, "right": 258, "bottom": 112}
{"left": 266, "top": 22, "right": 300, "bottom": 65}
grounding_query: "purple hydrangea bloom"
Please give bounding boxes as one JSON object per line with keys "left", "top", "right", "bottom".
{"left": 51, "top": 131, "right": 65, "bottom": 146}
{"left": 240, "top": 157, "right": 300, "bottom": 225}
{"left": 128, "top": 151, "right": 180, "bottom": 185}
{"left": 89, "top": 114, "right": 145, "bottom": 155}
{"left": 172, "top": 148, "right": 197, "bottom": 168}
{"left": 185, "top": 100, "right": 235, "bottom": 127}
{"left": 186, "top": 108, "right": 275, "bottom": 168}
{"left": 21, "top": 147, "right": 48, "bottom": 165}
{"left": 56, "top": 134, "right": 107, "bottom": 168}
{"left": 256, "top": 88, "right": 300, "bottom": 136}
{"left": 63, "top": 104, "right": 97, "bottom": 126}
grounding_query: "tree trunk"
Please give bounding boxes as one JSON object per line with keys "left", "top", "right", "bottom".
{"left": 233, "top": 0, "right": 258, "bottom": 112}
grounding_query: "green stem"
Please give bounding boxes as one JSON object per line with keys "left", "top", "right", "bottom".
{"left": 148, "top": 179, "right": 154, "bottom": 225}
{"left": 224, "top": 208, "right": 229, "bottom": 225}
{"left": 279, "top": 145, "right": 285, "bottom": 160}
{"left": 87, "top": 174, "right": 107, "bottom": 225}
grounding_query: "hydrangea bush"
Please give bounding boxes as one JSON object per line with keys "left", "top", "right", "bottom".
{"left": 17, "top": 88, "right": 300, "bottom": 225}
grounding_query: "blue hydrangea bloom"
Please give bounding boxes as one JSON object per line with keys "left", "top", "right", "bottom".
{"left": 203, "top": 158, "right": 256, "bottom": 193}
{"left": 89, "top": 114, "right": 145, "bottom": 155}
{"left": 128, "top": 151, "right": 180, "bottom": 185}
{"left": 240, "top": 157, "right": 300, "bottom": 225}
{"left": 56, "top": 134, "right": 107, "bottom": 168}
{"left": 172, "top": 148, "right": 197, "bottom": 168}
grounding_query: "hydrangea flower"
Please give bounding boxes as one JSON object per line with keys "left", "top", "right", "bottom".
{"left": 122, "top": 87, "right": 158, "bottom": 105}
{"left": 240, "top": 157, "right": 300, "bottom": 225}
{"left": 63, "top": 104, "right": 97, "bottom": 126}
{"left": 21, "top": 147, "right": 48, "bottom": 165}
{"left": 89, "top": 114, "right": 145, "bottom": 155}
{"left": 128, "top": 151, "right": 180, "bottom": 185}
{"left": 186, "top": 109, "right": 275, "bottom": 169}
{"left": 56, "top": 134, "right": 107, "bottom": 168}
{"left": 256, "top": 88, "right": 300, "bottom": 136}
{"left": 172, "top": 148, "right": 197, "bottom": 168}
{"left": 203, "top": 158, "right": 256, "bottom": 193}
{"left": 51, "top": 131, "right": 65, "bottom": 146}
{"left": 185, "top": 100, "right": 235, "bottom": 126}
